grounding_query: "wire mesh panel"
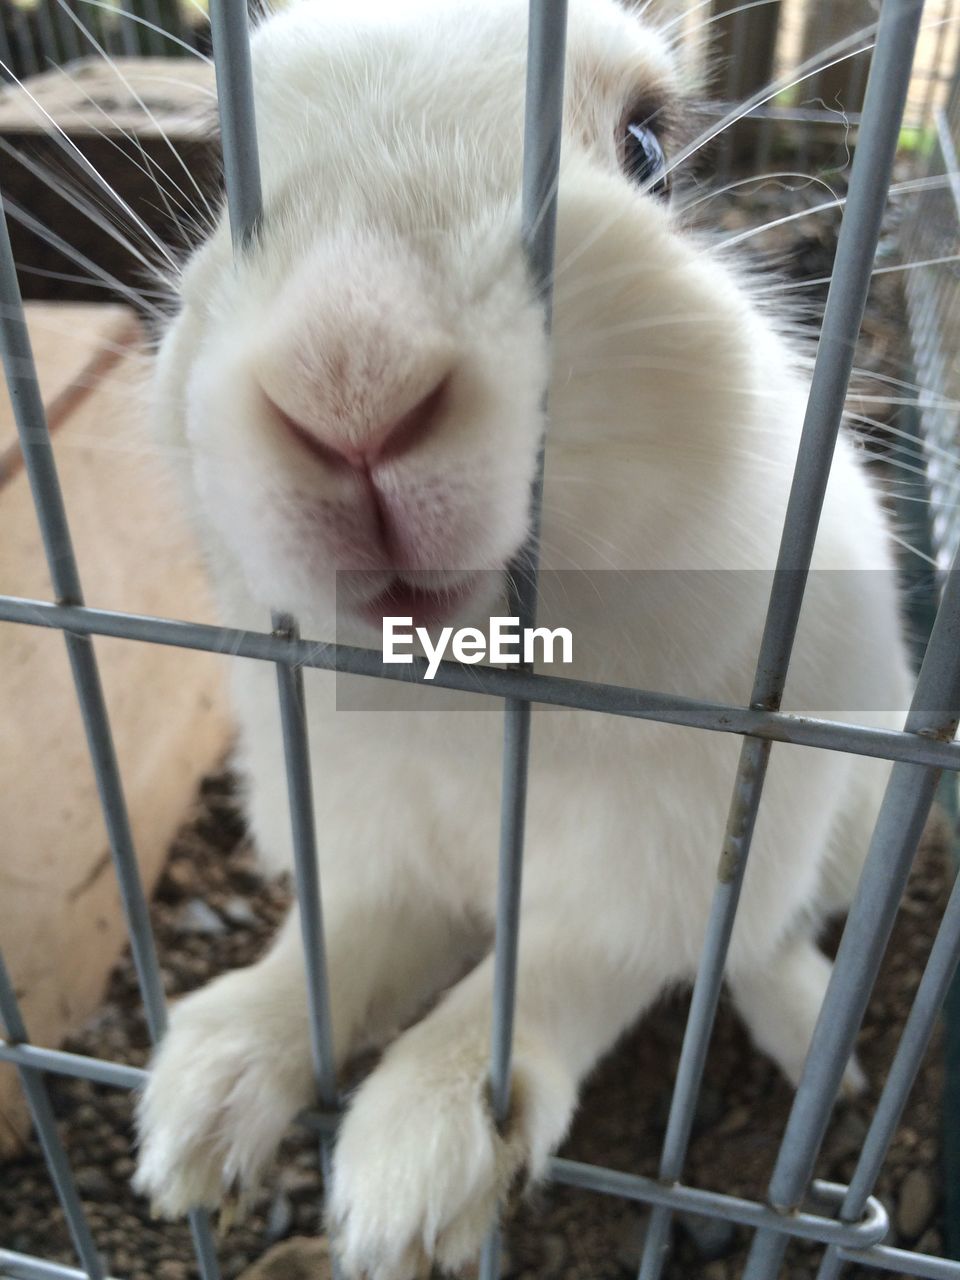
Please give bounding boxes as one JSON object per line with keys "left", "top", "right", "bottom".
{"left": 1, "top": 1, "right": 960, "bottom": 1280}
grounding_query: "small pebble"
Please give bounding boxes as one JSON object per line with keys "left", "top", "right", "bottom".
{"left": 156, "top": 1262, "right": 189, "bottom": 1280}
{"left": 173, "top": 898, "right": 227, "bottom": 935}
{"left": 265, "top": 1190, "right": 294, "bottom": 1244}
{"left": 702, "top": 1262, "right": 732, "bottom": 1280}
{"left": 897, "top": 1167, "right": 937, "bottom": 1240}
{"left": 236, "top": 1236, "right": 331, "bottom": 1280}
{"left": 223, "top": 895, "right": 259, "bottom": 928}
{"left": 693, "top": 1085, "right": 726, "bottom": 1133}
{"left": 678, "top": 1211, "right": 737, "bottom": 1261}
{"left": 163, "top": 858, "right": 199, "bottom": 895}
{"left": 715, "top": 1103, "right": 750, "bottom": 1136}
{"left": 615, "top": 1211, "right": 647, "bottom": 1271}
{"left": 829, "top": 1110, "right": 868, "bottom": 1162}
{"left": 917, "top": 1227, "right": 943, "bottom": 1256}
{"left": 538, "top": 1231, "right": 566, "bottom": 1276}
{"left": 74, "top": 1167, "right": 112, "bottom": 1201}
{"left": 280, "top": 1166, "right": 321, "bottom": 1197}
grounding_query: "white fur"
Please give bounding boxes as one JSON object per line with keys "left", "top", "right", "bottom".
{"left": 134, "top": 2, "right": 912, "bottom": 1276}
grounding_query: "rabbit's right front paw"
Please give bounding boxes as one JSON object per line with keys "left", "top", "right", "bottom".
{"left": 134, "top": 968, "right": 312, "bottom": 1218}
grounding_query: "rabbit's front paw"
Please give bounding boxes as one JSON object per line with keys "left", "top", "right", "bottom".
{"left": 134, "top": 968, "right": 311, "bottom": 1218}
{"left": 330, "top": 1027, "right": 574, "bottom": 1280}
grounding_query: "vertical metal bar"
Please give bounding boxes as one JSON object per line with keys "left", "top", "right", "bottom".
{"left": 141, "top": 0, "right": 166, "bottom": 57}
{"left": 54, "top": 0, "right": 83, "bottom": 64}
{"left": 0, "top": 951, "right": 105, "bottom": 1279}
{"left": 11, "top": 4, "right": 40, "bottom": 77}
{"left": 117, "top": 0, "right": 140, "bottom": 57}
{"left": 755, "top": 0, "right": 923, "bottom": 687}
{"left": 274, "top": 629, "right": 338, "bottom": 1103}
{"left": 0, "top": 197, "right": 221, "bottom": 1280}
{"left": 33, "top": 0, "right": 60, "bottom": 66}
{"left": 743, "top": 572, "right": 960, "bottom": 1280}
{"left": 487, "top": 0, "right": 567, "bottom": 1127}
{"left": 479, "top": 6, "right": 567, "bottom": 1278}
{"left": 637, "top": 2, "right": 925, "bottom": 1276}
{"left": 920, "top": 0, "right": 959, "bottom": 127}
{"left": 638, "top": 736, "right": 771, "bottom": 1280}
{"left": 0, "top": 15, "right": 15, "bottom": 81}
{"left": 207, "top": 0, "right": 342, "bottom": 1265}
{"left": 718, "top": 6, "right": 750, "bottom": 179}
{"left": 169, "top": 0, "right": 194, "bottom": 53}
{"left": 273, "top": 615, "right": 342, "bottom": 1276}
{"left": 208, "top": 0, "right": 262, "bottom": 250}
{"left": 815, "top": 862, "right": 960, "bottom": 1280}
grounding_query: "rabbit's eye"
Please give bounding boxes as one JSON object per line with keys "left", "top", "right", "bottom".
{"left": 623, "top": 121, "right": 669, "bottom": 198}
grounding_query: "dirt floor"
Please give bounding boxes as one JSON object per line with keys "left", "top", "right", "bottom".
{"left": 2, "top": 167, "right": 957, "bottom": 1279}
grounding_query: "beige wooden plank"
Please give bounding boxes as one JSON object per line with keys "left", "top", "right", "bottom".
{"left": 0, "top": 57, "right": 216, "bottom": 140}
{"left": 0, "top": 308, "right": 231, "bottom": 1156}
{"left": 0, "top": 303, "right": 139, "bottom": 484}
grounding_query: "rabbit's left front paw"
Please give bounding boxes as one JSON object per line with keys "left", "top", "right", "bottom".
{"left": 134, "top": 968, "right": 311, "bottom": 1218}
{"left": 330, "top": 1029, "right": 573, "bottom": 1280}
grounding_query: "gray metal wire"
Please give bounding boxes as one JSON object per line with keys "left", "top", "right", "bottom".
{"left": 206, "top": 0, "right": 343, "bottom": 1270}
{"left": 0, "top": 148, "right": 221, "bottom": 1280}
{"left": 0, "top": 956, "right": 105, "bottom": 1280}
{"left": 1, "top": 0, "right": 960, "bottom": 1278}
{"left": 3, "top": 594, "right": 959, "bottom": 769}
{"left": 643, "top": 1, "right": 928, "bottom": 1274}
{"left": 816, "top": 867, "right": 960, "bottom": 1279}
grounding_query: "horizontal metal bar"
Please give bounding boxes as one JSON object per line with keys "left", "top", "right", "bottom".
{"left": 0, "top": 1037, "right": 342, "bottom": 1136}
{"left": 0, "top": 1040, "right": 147, "bottom": 1090}
{"left": 3, "top": 1221, "right": 957, "bottom": 1280}
{"left": 0, "top": 595, "right": 956, "bottom": 770}
{"left": 838, "top": 1245, "right": 960, "bottom": 1279}
{"left": 19, "top": 1034, "right": 960, "bottom": 1266}
{"left": 547, "top": 1160, "right": 888, "bottom": 1250}
{"left": 0, "top": 1252, "right": 119, "bottom": 1280}
{"left": 6, "top": 1034, "right": 927, "bottom": 1261}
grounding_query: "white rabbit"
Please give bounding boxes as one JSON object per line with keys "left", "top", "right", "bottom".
{"left": 133, "top": 1, "right": 912, "bottom": 1276}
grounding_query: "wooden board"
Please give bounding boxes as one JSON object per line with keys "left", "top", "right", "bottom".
{"left": 0, "top": 58, "right": 219, "bottom": 305}
{"left": 0, "top": 57, "right": 216, "bottom": 140}
{"left": 0, "top": 304, "right": 232, "bottom": 1157}
{"left": 0, "top": 302, "right": 138, "bottom": 483}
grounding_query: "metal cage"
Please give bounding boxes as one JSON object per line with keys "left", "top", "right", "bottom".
{"left": 2, "top": 1, "right": 960, "bottom": 1279}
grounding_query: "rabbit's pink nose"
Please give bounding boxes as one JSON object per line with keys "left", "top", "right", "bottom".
{"left": 271, "top": 376, "right": 450, "bottom": 473}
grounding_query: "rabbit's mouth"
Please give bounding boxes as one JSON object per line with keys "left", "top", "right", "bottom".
{"left": 356, "top": 572, "right": 485, "bottom": 630}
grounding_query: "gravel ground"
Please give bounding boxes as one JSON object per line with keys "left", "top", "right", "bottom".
{"left": 0, "top": 771, "right": 951, "bottom": 1280}
{"left": 2, "top": 177, "right": 956, "bottom": 1279}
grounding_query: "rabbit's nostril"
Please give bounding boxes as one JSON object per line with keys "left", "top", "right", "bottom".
{"left": 267, "top": 375, "right": 450, "bottom": 473}
{"left": 375, "top": 375, "right": 450, "bottom": 465}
